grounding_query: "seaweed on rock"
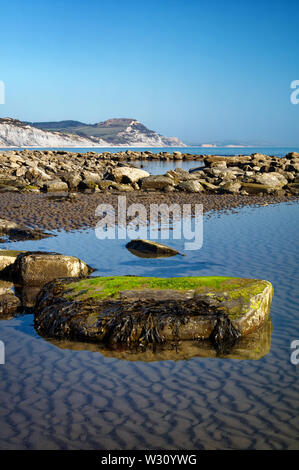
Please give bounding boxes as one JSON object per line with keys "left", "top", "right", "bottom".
{"left": 34, "top": 280, "right": 241, "bottom": 354}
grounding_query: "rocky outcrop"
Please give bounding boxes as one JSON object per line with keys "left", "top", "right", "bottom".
{"left": 34, "top": 276, "right": 273, "bottom": 354}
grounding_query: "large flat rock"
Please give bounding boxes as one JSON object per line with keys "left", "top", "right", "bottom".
{"left": 34, "top": 276, "right": 273, "bottom": 353}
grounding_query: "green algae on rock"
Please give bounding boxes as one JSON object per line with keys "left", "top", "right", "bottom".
{"left": 34, "top": 276, "right": 273, "bottom": 354}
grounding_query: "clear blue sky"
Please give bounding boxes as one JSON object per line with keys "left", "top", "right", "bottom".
{"left": 1, "top": 0, "right": 299, "bottom": 145}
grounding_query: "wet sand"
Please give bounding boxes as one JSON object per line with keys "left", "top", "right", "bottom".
{"left": 0, "top": 191, "right": 297, "bottom": 232}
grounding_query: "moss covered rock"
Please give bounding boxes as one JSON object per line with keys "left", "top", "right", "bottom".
{"left": 34, "top": 276, "right": 273, "bottom": 352}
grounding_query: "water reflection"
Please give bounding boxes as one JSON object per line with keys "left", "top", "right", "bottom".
{"left": 46, "top": 317, "right": 272, "bottom": 362}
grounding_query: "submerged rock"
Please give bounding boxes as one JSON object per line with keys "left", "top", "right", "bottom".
{"left": 34, "top": 276, "right": 273, "bottom": 354}
{"left": 126, "top": 239, "right": 181, "bottom": 258}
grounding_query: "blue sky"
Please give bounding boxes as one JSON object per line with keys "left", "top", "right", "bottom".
{"left": 0, "top": 0, "right": 299, "bottom": 145}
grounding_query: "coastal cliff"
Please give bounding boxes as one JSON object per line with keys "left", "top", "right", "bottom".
{"left": 0, "top": 117, "right": 185, "bottom": 148}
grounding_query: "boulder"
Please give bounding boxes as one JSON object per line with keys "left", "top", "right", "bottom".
{"left": 111, "top": 166, "right": 150, "bottom": 184}
{"left": 25, "top": 166, "right": 52, "bottom": 182}
{"left": 254, "top": 173, "right": 288, "bottom": 188}
{"left": 10, "top": 252, "right": 92, "bottom": 286}
{"left": 43, "top": 180, "right": 69, "bottom": 192}
{"left": 34, "top": 276, "right": 273, "bottom": 354}
{"left": 140, "top": 175, "right": 174, "bottom": 190}
{"left": 240, "top": 183, "right": 271, "bottom": 194}
{"left": 177, "top": 180, "right": 204, "bottom": 192}
{"left": 173, "top": 151, "right": 183, "bottom": 159}
{"left": 221, "top": 180, "right": 242, "bottom": 193}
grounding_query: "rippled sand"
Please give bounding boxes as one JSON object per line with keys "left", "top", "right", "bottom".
{"left": 0, "top": 202, "right": 298, "bottom": 449}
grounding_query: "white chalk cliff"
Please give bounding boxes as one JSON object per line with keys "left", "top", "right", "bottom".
{"left": 0, "top": 118, "right": 185, "bottom": 148}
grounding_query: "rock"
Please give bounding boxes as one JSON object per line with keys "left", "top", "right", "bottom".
{"left": 221, "top": 180, "right": 242, "bottom": 193}
{"left": 62, "top": 173, "right": 82, "bottom": 189}
{"left": 79, "top": 179, "right": 99, "bottom": 191}
{"left": 43, "top": 180, "right": 69, "bottom": 192}
{"left": 254, "top": 173, "right": 288, "bottom": 188}
{"left": 173, "top": 151, "right": 183, "bottom": 159}
{"left": 140, "top": 175, "right": 174, "bottom": 190}
{"left": 25, "top": 166, "right": 52, "bottom": 182}
{"left": 177, "top": 180, "right": 204, "bottom": 192}
{"left": 0, "top": 249, "right": 24, "bottom": 273}
{"left": 34, "top": 276, "right": 273, "bottom": 353}
{"left": 240, "top": 183, "right": 271, "bottom": 194}
{"left": 10, "top": 251, "right": 92, "bottom": 286}
{"left": 203, "top": 155, "right": 252, "bottom": 167}
{"left": 287, "top": 182, "right": 299, "bottom": 195}
{"left": 197, "top": 180, "right": 219, "bottom": 192}
{"left": 189, "top": 166, "right": 205, "bottom": 174}
{"left": 0, "top": 219, "right": 19, "bottom": 231}
{"left": 0, "top": 280, "right": 21, "bottom": 318}
{"left": 285, "top": 152, "right": 299, "bottom": 159}
{"left": 0, "top": 292, "right": 21, "bottom": 318}
{"left": 0, "top": 219, "right": 53, "bottom": 242}
{"left": 0, "top": 184, "right": 19, "bottom": 193}
{"left": 166, "top": 168, "right": 198, "bottom": 182}
{"left": 111, "top": 166, "right": 150, "bottom": 184}
{"left": 126, "top": 239, "right": 180, "bottom": 258}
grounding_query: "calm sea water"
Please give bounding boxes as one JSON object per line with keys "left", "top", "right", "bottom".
{"left": 0, "top": 200, "right": 298, "bottom": 449}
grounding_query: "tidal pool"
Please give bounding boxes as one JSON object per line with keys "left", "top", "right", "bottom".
{"left": 0, "top": 201, "right": 298, "bottom": 449}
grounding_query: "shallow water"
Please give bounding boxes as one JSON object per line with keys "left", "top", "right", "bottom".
{"left": 0, "top": 202, "right": 298, "bottom": 449}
